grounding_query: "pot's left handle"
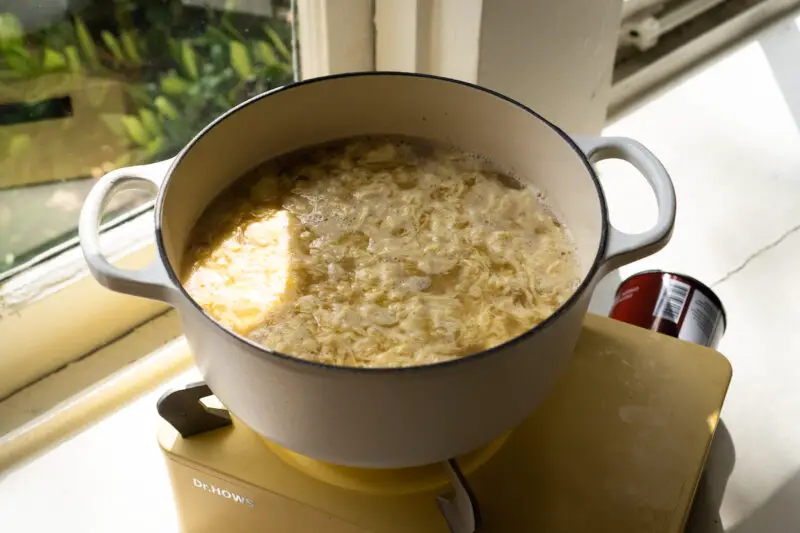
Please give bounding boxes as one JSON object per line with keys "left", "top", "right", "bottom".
{"left": 572, "top": 136, "right": 676, "bottom": 273}
{"left": 79, "top": 158, "right": 180, "bottom": 304}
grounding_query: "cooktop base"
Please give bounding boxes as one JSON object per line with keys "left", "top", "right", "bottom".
{"left": 158, "top": 314, "right": 731, "bottom": 533}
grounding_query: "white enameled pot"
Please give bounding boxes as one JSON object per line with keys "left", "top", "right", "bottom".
{"left": 79, "top": 73, "right": 675, "bottom": 468}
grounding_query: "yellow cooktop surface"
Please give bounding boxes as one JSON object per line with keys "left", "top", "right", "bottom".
{"left": 159, "top": 314, "right": 732, "bottom": 533}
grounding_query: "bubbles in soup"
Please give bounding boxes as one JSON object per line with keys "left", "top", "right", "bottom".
{"left": 182, "top": 137, "right": 580, "bottom": 368}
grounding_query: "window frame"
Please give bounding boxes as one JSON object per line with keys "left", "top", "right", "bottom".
{"left": 0, "top": 212, "right": 166, "bottom": 399}
{"left": 297, "top": 0, "right": 374, "bottom": 78}
{"left": 0, "top": 0, "right": 375, "bottom": 399}
{"left": 374, "top": 0, "right": 483, "bottom": 82}
{"left": 374, "top": 0, "right": 623, "bottom": 134}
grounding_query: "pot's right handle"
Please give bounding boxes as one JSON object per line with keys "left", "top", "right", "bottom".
{"left": 79, "top": 159, "right": 180, "bottom": 304}
{"left": 572, "top": 136, "right": 676, "bottom": 273}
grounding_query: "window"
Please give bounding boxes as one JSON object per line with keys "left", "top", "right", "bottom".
{"left": 0, "top": 0, "right": 374, "bottom": 399}
{"left": 0, "top": 0, "right": 295, "bottom": 279}
{"left": 1, "top": 0, "right": 784, "bottom": 398}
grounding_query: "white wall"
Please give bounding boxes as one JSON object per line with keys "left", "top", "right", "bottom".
{"left": 477, "top": 0, "right": 623, "bottom": 134}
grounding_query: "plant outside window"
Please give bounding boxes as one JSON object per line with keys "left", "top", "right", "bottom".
{"left": 0, "top": 0, "right": 295, "bottom": 277}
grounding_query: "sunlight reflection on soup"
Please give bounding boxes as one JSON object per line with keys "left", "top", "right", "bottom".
{"left": 183, "top": 209, "right": 295, "bottom": 335}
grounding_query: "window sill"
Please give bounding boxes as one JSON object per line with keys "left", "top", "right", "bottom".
{"left": 0, "top": 310, "right": 191, "bottom": 472}
{"left": 0, "top": 0, "right": 376, "bottom": 403}
{"left": 0, "top": 211, "right": 171, "bottom": 400}
{"left": 0, "top": 342, "right": 199, "bottom": 533}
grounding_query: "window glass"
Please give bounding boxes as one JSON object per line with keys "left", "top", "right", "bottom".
{"left": 0, "top": 0, "right": 296, "bottom": 277}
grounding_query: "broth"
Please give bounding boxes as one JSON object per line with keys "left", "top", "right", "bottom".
{"left": 182, "top": 136, "right": 580, "bottom": 367}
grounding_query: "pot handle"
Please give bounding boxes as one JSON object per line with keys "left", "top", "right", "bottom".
{"left": 572, "top": 136, "right": 676, "bottom": 272}
{"left": 79, "top": 158, "right": 179, "bottom": 304}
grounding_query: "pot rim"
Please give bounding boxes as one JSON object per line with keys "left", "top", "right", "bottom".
{"left": 154, "top": 71, "right": 610, "bottom": 374}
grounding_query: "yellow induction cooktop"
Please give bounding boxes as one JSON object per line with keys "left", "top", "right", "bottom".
{"left": 158, "top": 314, "right": 731, "bottom": 533}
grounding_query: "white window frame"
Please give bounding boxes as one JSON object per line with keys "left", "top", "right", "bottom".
{"left": 374, "top": 0, "right": 483, "bottom": 82}
{"left": 297, "top": 0, "right": 374, "bottom": 79}
{"left": 375, "top": 0, "right": 623, "bottom": 135}
{"left": 0, "top": 0, "right": 375, "bottom": 400}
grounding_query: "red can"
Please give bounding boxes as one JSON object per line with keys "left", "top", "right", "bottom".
{"left": 609, "top": 271, "right": 727, "bottom": 349}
